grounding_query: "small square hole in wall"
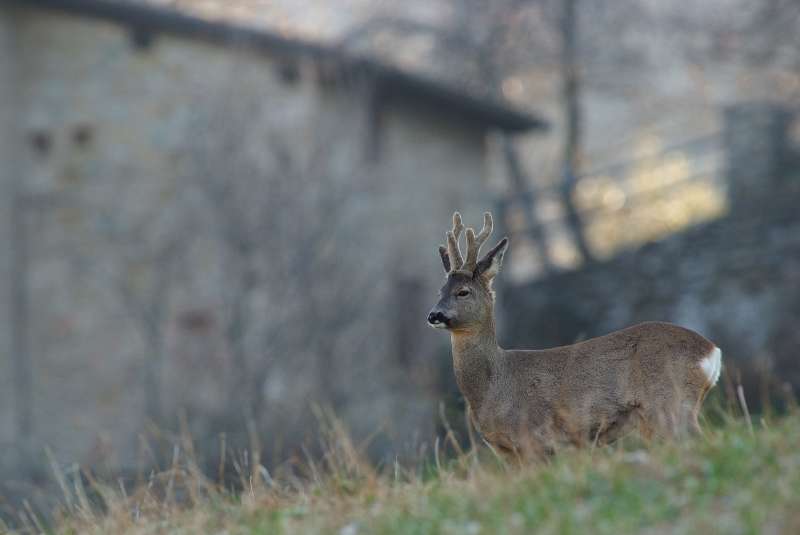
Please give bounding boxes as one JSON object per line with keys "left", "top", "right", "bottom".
{"left": 72, "top": 124, "right": 94, "bottom": 148}
{"left": 178, "top": 309, "right": 215, "bottom": 334}
{"left": 29, "top": 130, "right": 52, "bottom": 157}
{"left": 277, "top": 60, "right": 300, "bottom": 85}
{"left": 129, "top": 27, "right": 155, "bottom": 51}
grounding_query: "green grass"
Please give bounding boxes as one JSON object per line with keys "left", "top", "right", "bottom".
{"left": 30, "top": 412, "right": 800, "bottom": 534}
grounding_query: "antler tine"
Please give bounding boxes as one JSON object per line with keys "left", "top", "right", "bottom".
{"left": 446, "top": 212, "right": 465, "bottom": 271}
{"left": 464, "top": 212, "right": 493, "bottom": 269}
{"left": 438, "top": 245, "right": 451, "bottom": 273}
{"left": 475, "top": 212, "right": 493, "bottom": 249}
{"left": 452, "top": 212, "right": 464, "bottom": 240}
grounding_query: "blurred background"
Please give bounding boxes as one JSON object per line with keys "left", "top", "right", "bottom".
{"left": 1, "top": 0, "right": 799, "bottom": 521}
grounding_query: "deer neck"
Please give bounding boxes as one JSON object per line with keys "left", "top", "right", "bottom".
{"left": 450, "top": 315, "right": 499, "bottom": 411}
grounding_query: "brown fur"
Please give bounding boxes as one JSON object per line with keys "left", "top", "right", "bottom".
{"left": 430, "top": 212, "right": 719, "bottom": 458}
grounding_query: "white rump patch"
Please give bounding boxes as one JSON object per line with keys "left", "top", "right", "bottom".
{"left": 700, "top": 346, "right": 722, "bottom": 386}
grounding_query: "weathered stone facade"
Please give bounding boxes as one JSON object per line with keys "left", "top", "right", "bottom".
{"left": 0, "top": 0, "right": 544, "bottom": 504}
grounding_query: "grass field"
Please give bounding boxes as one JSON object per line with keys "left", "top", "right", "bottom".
{"left": 15, "top": 405, "right": 800, "bottom": 535}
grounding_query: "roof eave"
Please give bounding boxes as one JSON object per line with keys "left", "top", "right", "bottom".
{"left": 16, "top": 0, "right": 549, "bottom": 133}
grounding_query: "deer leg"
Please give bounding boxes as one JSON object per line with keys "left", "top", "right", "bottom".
{"left": 687, "top": 390, "right": 708, "bottom": 437}
{"left": 677, "top": 401, "right": 702, "bottom": 438}
{"left": 689, "top": 410, "right": 703, "bottom": 437}
{"left": 597, "top": 408, "right": 639, "bottom": 445}
{"left": 637, "top": 399, "right": 686, "bottom": 440}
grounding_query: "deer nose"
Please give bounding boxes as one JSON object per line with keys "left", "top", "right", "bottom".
{"left": 427, "top": 311, "right": 448, "bottom": 326}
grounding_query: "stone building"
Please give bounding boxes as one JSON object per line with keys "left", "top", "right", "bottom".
{"left": 0, "top": 0, "right": 547, "bottom": 496}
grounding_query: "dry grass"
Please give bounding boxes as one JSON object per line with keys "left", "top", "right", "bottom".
{"left": 6, "top": 400, "right": 800, "bottom": 535}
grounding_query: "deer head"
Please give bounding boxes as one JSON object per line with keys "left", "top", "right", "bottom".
{"left": 427, "top": 212, "right": 508, "bottom": 332}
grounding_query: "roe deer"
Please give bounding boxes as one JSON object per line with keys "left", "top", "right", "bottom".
{"left": 427, "top": 212, "right": 722, "bottom": 458}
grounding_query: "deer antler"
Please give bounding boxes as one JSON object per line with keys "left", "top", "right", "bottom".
{"left": 464, "top": 212, "right": 493, "bottom": 271}
{"left": 445, "top": 212, "right": 465, "bottom": 271}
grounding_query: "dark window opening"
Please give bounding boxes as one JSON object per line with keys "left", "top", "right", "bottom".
{"left": 72, "top": 124, "right": 94, "bottom": 148}
{"left": 130, "top": 27, "right": 155, "bottom": 51}
{"left": 277, "top": 61, "right": 300, "bottom": 85}
{"left": 29, "top": 130, "right": 52, "bottom": 157}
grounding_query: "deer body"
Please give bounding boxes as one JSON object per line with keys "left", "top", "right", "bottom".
{"left": 428, "top": 213, "right": 721, "bottom": 457}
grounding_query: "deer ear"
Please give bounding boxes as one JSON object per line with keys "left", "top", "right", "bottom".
{"left": 438, "top": 245, "right": 451, "bottom": 273}
{"left": 474, "top": 238, "right": 508, "bottom": 282}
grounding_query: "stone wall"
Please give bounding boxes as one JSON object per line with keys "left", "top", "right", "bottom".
{"left": 0, "top": 2, "right": 492, "bottom": 498}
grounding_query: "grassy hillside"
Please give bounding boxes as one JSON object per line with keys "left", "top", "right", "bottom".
{"left": 30, "top": 411, "right": 800, "bottom": 534}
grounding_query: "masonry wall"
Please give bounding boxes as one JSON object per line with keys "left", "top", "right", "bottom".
{"left": 0, "top": 3, "right": 492, "bottom": 498}
{"left": 6, "top": 6, "right": 321, "bottom": 477}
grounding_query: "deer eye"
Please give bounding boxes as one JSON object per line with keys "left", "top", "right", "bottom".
{"left": 456, "top": 289, "right": 470, "bottom": 298}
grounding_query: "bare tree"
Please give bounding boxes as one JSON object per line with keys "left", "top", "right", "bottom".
{"left": 102, "top": 217, "right": 185, "bottom": 426}
{"left": 341, "top": 0, "right": 558, "bottom": 271}
{"left": 183, "top": 70, "right": 383, "bottom": 438}
{"left": 77, "top": 180, "right": 196, "bottom": 428}
{"left": 558, "top": 0, "right": 594, "bottom": 263}
{"left": 340, "top": 0, "right": 667, "bottom": 271}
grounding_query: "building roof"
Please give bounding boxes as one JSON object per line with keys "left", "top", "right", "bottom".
{"left": 18, "top": 0, "right": 549, "bottom": 133}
